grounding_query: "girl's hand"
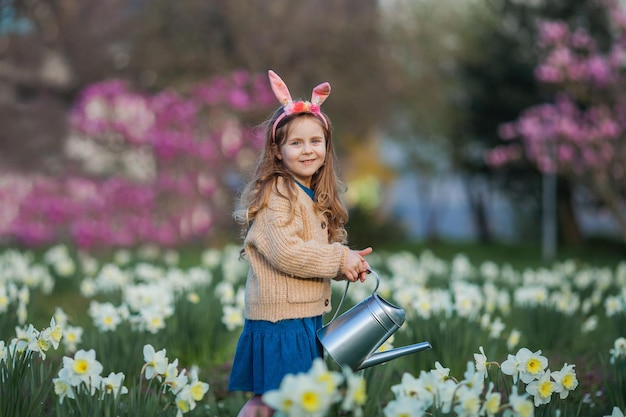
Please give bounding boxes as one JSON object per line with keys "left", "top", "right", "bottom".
{"left": 343, "top": 247, "right": 373, "bottom": 282}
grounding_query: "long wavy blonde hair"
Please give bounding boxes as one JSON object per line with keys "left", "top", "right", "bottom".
{"left": 233, "top": 107, "right": 349, "bottom": 245}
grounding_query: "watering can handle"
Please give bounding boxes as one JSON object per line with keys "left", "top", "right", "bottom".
{"left": 328, "top": 268, "right": 380, "bottom": 324}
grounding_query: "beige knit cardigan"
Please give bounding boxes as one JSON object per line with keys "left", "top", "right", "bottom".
{"left": 242, "top": 178, "right": 348, "bottom": 322}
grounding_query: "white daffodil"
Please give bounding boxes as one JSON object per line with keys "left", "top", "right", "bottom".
{"left": 262, "top": 374, "right": 298, "bottom": 415}
{"left": 167, "top": 373, "right": 189, "bottom": 397}
{"left": 514, "top": 347, "right": 548, "bottom": 384}
{"left": 142, "top": 344, "right": 168, "bottom": 380}
{"left": 221, "top": 304, "right": 244, "bottom": 331}
{"left": 47, "top": 316, "right": 63, "bottom": 349}
{"left": 113, "top": 248, "right": 132, "bottom": 265}
{"left": 14, "top": 324, "right": 38, "bottom": 353}
{"left": 474, "top": 346, "right": 488, "bottom": 379}
{"left": 452, "top": 282, "right": 484, "bottom": 320}
{"left": 79, "top": 278, "right": 98, "bottom": 297}
{"left": 507, "top": 391, "right": 534, "bottom": 417}
{"left": 489, "top": 317, "right": 506, "bottom": 339}
{"left": 53, "top": 367, "right": 76, "bottom": 404}
{"left": 506, "top": 329, "right": 522, "bottom": 351}
{"left": 454, "top": 386, "right": 482, "bottom": 417}
{"left": 291, "top": 372, "right": 333, "bottom": 416}
{"left": 610, "top": 337, "right": 626, "bottom": 364}
{"left": 186, "top": 291, "right": 200, "bottom": 304}
{"left": 96, "top": 263, "right": 130, "bottom": 291}
{"left": 139, "top": 305, "right": 167, "bottom": 334}
{"left": 308, "top": 357, "right": 343, "bottom": 396}
{"left": 341, "top": 367, "right": 367, "bottom": 414}
{"left": 62, "top": 325, "right": 83, "bottom": 353}
{"left": 390, "top": 372, "right": 422, "bottom": 399}
{"left": 0, "top": 341, "right": 7, "bottom": 364}
{"left": 101, "top": 372, "right": 128, "bottom": 399}
{"left": 501, "top": 353, "right": 520, "bottom": 383}
{"left": 215, "top": 281, "right": 236, "bottom": 304}
{"left": 134, "top": 261, "right": 163, "bottom": 280}
{"left": 581, "top": 315, "right": 598, "bottom": 333}
{"left": 432, "top": 361, "right": 450, "bottom": 382}
{"left": 88, "top": 301, "right": 123, "bottom": 332}
{"left": 412, "top": 292, "right": 434, "bottom": 319}
{"left": 187, "top": 367, "right": 210, "bottom": 402}
{"left": 429, "top": 289, "right": 454, "bottom": 317}
{"left": 604, "top": 295, "right": 624, "bottom": 317}
{"left": 481, "top": 382, "right": 501, "bottom": 417}
{"left": 62, "top": 348, "right": 103, "bottom": 387}
{"left": 551, "top": 363, "right": 578, "bottom": 399}
{"left": 16, "top": 301, "right": 27, "bottom": 325}
{"left": 526, "top": 369, "right": 554, "bottom": 406}
{"left": 383, "top": 396, "right": 428, "bottom": 417}
{"left": 0, "top": 285, "right": 10, "bottom": 314}
{"left": 54, "top": 307, "right": 68, "bottom": 325}
{"left": 175, "top": 386, "right": 193, "bottom": 417}
{"left": 393, "top": 369, "right": 438, "bottom": 408}
{"left": 201, "top": 248, "right": 221, "bottom": 269}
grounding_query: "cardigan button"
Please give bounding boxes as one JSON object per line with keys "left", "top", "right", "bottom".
{"left": 321, "top": 222, "right": 326, "bottom": 229}
{"left": 324, "top": 299, "right": 329, "bottom": 306}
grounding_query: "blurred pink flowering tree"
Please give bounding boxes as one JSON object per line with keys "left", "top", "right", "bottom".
{"left": 0, "top": 70, "right": 275, "bottom": 249}
{"left": 485, "top": 0, "right": 626, "bottom": 242}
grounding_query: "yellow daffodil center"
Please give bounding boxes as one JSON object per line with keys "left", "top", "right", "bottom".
{"left": 73, "top": 358, "right": 88, "bottom": 374}
{"left": 538, "top": 380, "right": 554, "bottom": 398}
{"left": 191, "top": 383, "right": 204, "bottom": 401}
{"left": 518, "top": 401, "right": 533, "bottom": 417}
{"left": 526, "top": 358, "right": 541, "bottom": 374}
{"left": 464, "top": 397, "right": 480, "bottom": 412}
{"left": 318, "top": 373, "right": 335, "bottom": 393}
{"left": 354, "top": 380, "right": 367, "bottom": 405}
{"left": 176, "top": 399, "right": 190, "bottom": 412}
{"left": 51, "top": 326, "right": 63, "bottom": 341}
{"left": 485, "top": 395, "right": 500, "bottom": 413}
{"left": 37, "top": 338, "right": 50, "bottom": 351}
{"left": 563, "top": 374, "right": 576, "bottom": 389}
{"left": 301, "top": 391, "right": 321, "bottom": 412}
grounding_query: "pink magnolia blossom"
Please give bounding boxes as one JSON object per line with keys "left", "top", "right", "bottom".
{"left": 1, "top": 70, "right": 274, "bottom": 249}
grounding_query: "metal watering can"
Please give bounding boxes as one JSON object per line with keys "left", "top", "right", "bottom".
{"left": 316, "top": 269, "right": 432, "bottom": 371}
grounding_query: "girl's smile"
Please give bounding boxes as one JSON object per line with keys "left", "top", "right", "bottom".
{"left": 277, "top": 116, "right": 326, "bottom": 188}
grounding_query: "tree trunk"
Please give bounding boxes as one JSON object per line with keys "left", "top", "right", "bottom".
{"left": 557, "top": 180, "right": 583, "bottom": 247}
{"left": 465, "top": 175, "right": 492, "bottom": 243}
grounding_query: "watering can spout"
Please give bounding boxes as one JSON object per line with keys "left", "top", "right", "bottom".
{"left": 357, "top": 342, "right": 432, "bottom": 370}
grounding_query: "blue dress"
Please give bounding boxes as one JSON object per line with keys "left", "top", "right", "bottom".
{"left": 229, "top": 180, "right": 324, "bottom": 394}
{"left": 228, "top": 316, "right": 323, "bottom": 394}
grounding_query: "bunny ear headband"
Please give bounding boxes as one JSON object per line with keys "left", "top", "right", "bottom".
{"left": 268, "top": 70, "right": 331, "bottom": 141}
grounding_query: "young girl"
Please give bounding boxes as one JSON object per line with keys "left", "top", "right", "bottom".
{"left": 228, "top": 70, "right": 373, "bottom": 417}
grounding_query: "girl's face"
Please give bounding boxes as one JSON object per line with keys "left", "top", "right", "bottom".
{"left": 277, "top": 116, "right": 326, "bottom": 188}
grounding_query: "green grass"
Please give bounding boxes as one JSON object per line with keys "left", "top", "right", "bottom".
{"left": 379, "top": 237, "right": 626, "bottom": 269}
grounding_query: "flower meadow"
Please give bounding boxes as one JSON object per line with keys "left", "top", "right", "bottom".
{"left": 1, "top": 244, "right": 625, "bottom": 416}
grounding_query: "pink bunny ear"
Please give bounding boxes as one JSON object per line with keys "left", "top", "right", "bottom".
{"left": 311, "top": 82, "right": 331, "bottom": 106}
{"left": 268, "top": 70, "right": 293, "bottom": 106}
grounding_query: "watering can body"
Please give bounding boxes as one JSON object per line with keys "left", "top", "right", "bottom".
{"left": 316, "top": 270, "right": 432, "bottom": 371}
